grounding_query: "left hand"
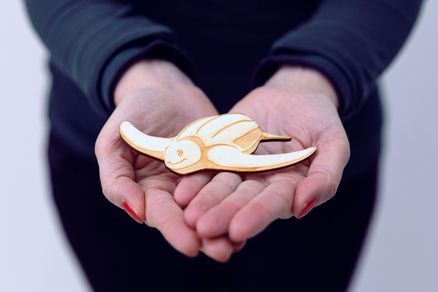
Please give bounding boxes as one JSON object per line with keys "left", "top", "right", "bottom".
{"left": 176, "top": 66, "right": 350, "bottom": 246}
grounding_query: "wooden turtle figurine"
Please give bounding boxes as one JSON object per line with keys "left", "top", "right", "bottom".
{"left": 120, "top": 113, "right": 316, "bottom": 174}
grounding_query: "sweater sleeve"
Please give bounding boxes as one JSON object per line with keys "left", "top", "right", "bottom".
{"left": 24, "top": 0, "right": 191, "bottom": 115}
{"left": 256, "top": 0, "right": 423, "bottom": 119}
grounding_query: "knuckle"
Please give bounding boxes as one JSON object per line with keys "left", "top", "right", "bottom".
{"left": 94, "top": 136, "right": 103, "bottom": 157}
{"left": 266, "top": 186, "right": 293, "bottom": 219}
{"left": 178, "top": 239, "right": 199, "bottom": 257}
{"left": 149, "top": 193, "right": 169, "bottom": 211}
{"left": 94, "top": 126, "right": 105, "bottom": 154}
{"left": 341, "top": 141, "right": 351, "bottom": 161}
{"left": 237, "top": 180, "right": 263, "bottom": 194}
{"left": 190, "top": 174, "right": 209, "bottom": 187}
{"left": 311, "top": 169, "right": 339, "bottom": 199}
{"left": 327, "top": 181, "right": 338, "bottom": 199}
{"left": 193, "top": 191, "right": 217, "bottom": 210}
{"left": 223, "top": 200, "right": 243, "bottom": 213}
{"left": 252, "top": 86, "right": 274, "bottom": 97}
{"left": 214, "top": 249, "right": 232, "bottom": 263}
{"left": 189, "top": 200, "right": 209, "bottom": 216}
{"left": 101, "top": 176, "right": 130, "bottom": 207}
{"left": 157, "top": 213, "right": 174, "bottom": 231}
{"left": 276, "top": 193, "right": 294, "bottom": 219}
{"left": 101, "top": 180, "right": 118, "bottom": 205}
{"left": 215, "top": 172, "right": 241, "bottom": 185}
{"left": 336, "top": 136, "right": 351, "bottom": 162}
{"left": 100, "top": 184, "right": 109, "bottom": 197}
{"left": 320, "top": 170, "right": 338, "bottom": 197}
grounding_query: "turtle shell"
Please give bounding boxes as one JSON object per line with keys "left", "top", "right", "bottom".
{"left": 174, "top": 114, "right": 264, "bottom": 153}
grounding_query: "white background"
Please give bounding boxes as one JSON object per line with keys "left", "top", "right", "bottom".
{"left": 0, "top": 1, "right": 437, "bottom": 291}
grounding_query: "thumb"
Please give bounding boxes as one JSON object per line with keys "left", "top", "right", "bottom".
{"left": 95, "top": 134, "right": 145, "bottom": 223}
{"left": 294, "top": 137, "right": 350, "bottom": 218}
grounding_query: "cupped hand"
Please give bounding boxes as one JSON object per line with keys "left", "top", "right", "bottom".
{"left": 177, "top": 66, "right": 350, "bottom": 245}
{"left": 95, "top": 60, "right": 223, "bottom": 257}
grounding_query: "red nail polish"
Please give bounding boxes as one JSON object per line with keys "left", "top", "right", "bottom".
{"left": 297, "top": 197, "right": 317, "bottom": 218}
{"left": 122, "top": 201, "right": 143, "bottom": 223}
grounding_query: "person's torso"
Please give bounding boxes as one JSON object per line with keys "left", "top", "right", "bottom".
{"left": 47, "top": 0, "right": 382, "bottom": 181}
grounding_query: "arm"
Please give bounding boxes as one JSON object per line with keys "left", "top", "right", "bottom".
{"left": 257, "top": 0, "right": 423, "bottom": 118}
{"left": 24, "top": 0, "right": 191, "bottom": 115}
{"left": 26, "top": 0, "right": 241, "bottom": 261}
{"left": 180, "top": 0, "right": 424, "bottom": 245}
{"left": 26, "top": 0, "right": 229, "bottom": 259}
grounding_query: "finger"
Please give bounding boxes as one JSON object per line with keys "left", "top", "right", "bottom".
{"left": 229, "top": 180, "right": 295, "bottom": 242}
{"left": 95, "top": 137, "right": 145, "bottom": 223}
{"left": 196, "top": 180, "right": 265, "bottom": 238}
{"left": 184, "top": 172, "right": 242, "bottom": 228}
{"left": 200, "top": 237, "right": 234, "bottom": 263}
{"left": 232, "top": 240, "right": 246, "bottom": 253}
{"left": 174, "top": 172, "right": 214, "bottom": 208}
{"left": 294, "top": 138, "right": 350, "bottom": 218}
{"left": 146, "top": 188, "right": 201, "bottom": 257}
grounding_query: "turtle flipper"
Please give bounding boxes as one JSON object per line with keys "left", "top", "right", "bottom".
{"left": 119, "top": 121, "right": 171, "bottom": 160}
{"left": 207, "top": 145, "right": 316, "bottom": 172}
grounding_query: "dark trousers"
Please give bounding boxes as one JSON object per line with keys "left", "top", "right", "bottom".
{"left": 48, "top": 131, "right": 378, "bottom": 292}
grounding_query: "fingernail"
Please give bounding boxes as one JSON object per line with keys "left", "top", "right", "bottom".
{"left": 297, "top": 197, "right": 317, "bottom": 218}
{"left": 122, "top": 201, "right": 143, "bottom": 224}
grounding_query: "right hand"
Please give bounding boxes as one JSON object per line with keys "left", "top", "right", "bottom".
{"left": 95, "top": 60, "right": 222, "bottom": 257}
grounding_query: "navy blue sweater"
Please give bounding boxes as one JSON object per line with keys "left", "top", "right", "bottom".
{"left": 25, "top": 0, "right": 422, "bottom": 180}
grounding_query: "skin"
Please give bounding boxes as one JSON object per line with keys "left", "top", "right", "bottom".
{"left": 96, "top": 60, "right": 350, "bottom": 262}
{"left": 176, "top": 66, "right": 350, "bottom": 257}
{"left": 95, "top": 60, "right": 239, "bottom": 261}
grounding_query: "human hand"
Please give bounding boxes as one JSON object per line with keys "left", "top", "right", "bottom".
{"left": 95, "top": 59, "right": 222, "bottom": 257}
{"left": 177, "top": 66, "right": 350, "bottom": 246}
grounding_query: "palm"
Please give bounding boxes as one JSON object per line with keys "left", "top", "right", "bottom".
{"left": 239, "top": 85, "right": 325, "bottom": 192}
{"left": 96, "top": 86, "right": 219, "bottom": 256}
{"left": 132, "top": 154, "right": 177, "bottom": 194}
{"left": 179, "top": 84, "right": 350, "bottom": 245}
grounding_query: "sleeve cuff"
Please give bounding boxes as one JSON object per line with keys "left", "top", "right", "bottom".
{"left": 255, "top": 52, "right": 354, "bottom": 119}
{"left": 99, "top": 38, "right": 194, "bottom": 114}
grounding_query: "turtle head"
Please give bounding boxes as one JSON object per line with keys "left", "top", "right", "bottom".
{"left": 164, "top": 140, "right": 202, "bottom": 171}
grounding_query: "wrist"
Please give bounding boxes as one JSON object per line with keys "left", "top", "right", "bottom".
{"left": 114, "top": 59, "right": 193, "bottom": 106}
{"left": 265, "top": 65, "right": 339, "bottom": 109}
